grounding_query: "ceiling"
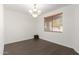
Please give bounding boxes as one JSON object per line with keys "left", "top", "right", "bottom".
{"left": 4, "top": 4, "right": 70, "bottom": 15}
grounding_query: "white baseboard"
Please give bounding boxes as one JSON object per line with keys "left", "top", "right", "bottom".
{"left": 4, "top": 37, "right": 33, "bottom": 45}
{"left": 40, "top": 37, "right": 73, "bottom": 48}
{"left": 74, "top": 48, "right": 79, "bottom": 54}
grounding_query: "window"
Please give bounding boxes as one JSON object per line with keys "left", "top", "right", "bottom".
{"left": 44, "top": 12, "right": 63, "bottom": 32}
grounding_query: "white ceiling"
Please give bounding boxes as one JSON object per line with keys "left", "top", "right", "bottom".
{"left": 4, "top": 4, "right": 70, "bottom": 15}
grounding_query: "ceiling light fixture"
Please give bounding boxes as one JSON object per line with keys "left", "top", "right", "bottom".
{"left": 29, "top": 4, "right": 41, "bottom": 18}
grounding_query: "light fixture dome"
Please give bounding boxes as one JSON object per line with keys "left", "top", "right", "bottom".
{"left": 29, "top": 4, "right": 41, "bottom": 18}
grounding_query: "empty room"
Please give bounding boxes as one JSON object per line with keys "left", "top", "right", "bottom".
{"left": 0, "top": 4, "right": 79, "bottom": 55}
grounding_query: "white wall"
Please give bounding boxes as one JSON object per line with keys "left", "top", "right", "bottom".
{"left": 4, "top": 8, "right": 36, "bottom": 44}
{"left": 36, "top": 5, "right": 74, "bottom": 48}
{"left": 73, "top": 5, "right": 79, "bottom": 53}
{"left": 0, "top": 4, "right": 4, "bottom": 54}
